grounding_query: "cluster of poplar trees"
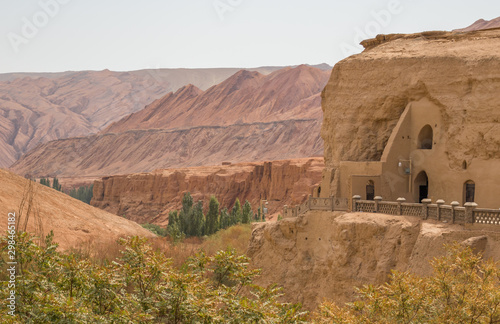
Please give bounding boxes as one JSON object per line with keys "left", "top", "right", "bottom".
{"left": 167, "top": 193, "right": 262, "bottom": 238}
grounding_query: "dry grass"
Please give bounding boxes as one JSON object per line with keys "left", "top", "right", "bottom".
{"left": 41, "top": 224, "right": 254, "bottom": 268}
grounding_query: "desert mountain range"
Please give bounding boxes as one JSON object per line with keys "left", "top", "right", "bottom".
{"left": 454, "top": 16, "right": 500, "bottom": 32}
{"left": 0, "top": 65, "right": 330, "bottom": 168}
{"left": 11, "top": 65, "right": 330, "bottom": 177}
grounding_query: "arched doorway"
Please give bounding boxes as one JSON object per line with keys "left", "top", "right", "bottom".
{"left": 418, "top": 125, "right": 433, "bottom": 149}
{"left": 464, "top": 180, "right": 475, "bottom": 203}
{"left": 366, "top": 180, "right": 375, "bottom": 200}
{"left": 414, "top": 171, "right": 429, "bottom": 203}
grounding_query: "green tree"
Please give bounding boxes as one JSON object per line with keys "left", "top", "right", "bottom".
{"left": 205, "top": 196, "right": 220, "bottom": 236}
{"left": 179, "top": 192, "right": 194, "bottom": 235}
{"left": 242, "top": 200, "right": 252, "bottom": 224}
{"left": 230, "top": 198, "right": 242, "bottom": 226}
{"left": 52, "top": 177, "right": 62, "bottom": 191}
{"left": 191, "top": 200, "right": 205, "bottom": 237}
{"left": 219, "top": 208, "right": 230, "bottom": 230}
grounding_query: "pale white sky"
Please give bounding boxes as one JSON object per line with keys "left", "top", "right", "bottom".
{"left": 0, "top": 0, "right": 498, "bottom": 73}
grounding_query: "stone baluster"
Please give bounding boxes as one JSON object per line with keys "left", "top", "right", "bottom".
{"left": 436, "top": 199, "right": 445, "bottom": 221}
{"left": 374, "top": 196, "right": 383, "bottom": 213}
{"left": 464, "top": 202, "right": 478, "bottom": 224}
{"left": 451, "top": 201, "right": 459, "bottom": 224}
{"left": 421, "top": 199, "right": 432, "bottom": 220}
{"left": 352, "top": 195, "right": 361, "bottom": 212}
{"left": 397, "top": 197, "right": 406, "bottom": 215}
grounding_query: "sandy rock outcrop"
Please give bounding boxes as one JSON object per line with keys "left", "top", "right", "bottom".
{"left": 0, "top": 168, "right": 156, "bottom": 250}
{"left": 248, "top": 211, "right": 500, "bottom": 310}
{"left": 91, "top": 158, "right": 324, "bottom": 225}
{"left": 321, "top": 28, "right": 500, "bottom": 189}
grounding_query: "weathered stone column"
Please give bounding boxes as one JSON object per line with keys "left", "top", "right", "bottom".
{"left": 374, "top": 196, "right": 383, "bottom": 213}
{"left": 451, "top": 201, "right": 459, "bottom": 224}
{"left": 397, "top": 197, "right": 406, "bottom": 215}
{"left": 331, "top": 195, "right": 335, "bottom": 212}
{"left": 352, "top": 195, "right": 361, "bottom": 212}
{"left": 436, "top": 199, "right": 445, "bottom": 221}
{"left": 308, "top": 194, "right": 312, "bottom": 210}
{"left": 283, "top": 205, "right": 288, "bottom": 218}
{"left": 421, "top": 199, "right": 432, "bottom": 220}
{"left": 464, "top": 202, "right": 478, "bottom": 224}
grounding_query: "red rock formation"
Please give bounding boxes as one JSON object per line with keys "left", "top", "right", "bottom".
{"left": 90, "top": 158, "right": 324, "bottom": 225}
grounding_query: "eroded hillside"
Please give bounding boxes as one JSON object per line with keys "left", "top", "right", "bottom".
{"left": 0, "top": 168, "right": 155, "bottom": 250}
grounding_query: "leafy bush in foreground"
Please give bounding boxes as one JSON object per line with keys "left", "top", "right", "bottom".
{"left": 313, "top": 243, "right": 500, "bottom": 324}
{"left": 0, "top": 232, "right": 306, "bottom": 323}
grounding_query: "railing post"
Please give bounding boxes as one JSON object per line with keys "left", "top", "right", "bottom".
{"left": 421, "top": 199, "right": 432, "bottom": 220}
{"left": 352, "top": 195, "right": 361, "bottom": 212}
{"left": 450, "top": 201, "right": 459, "bottom": 224}
{"left": 436, "top": 199, "right": 445, "bottom": 221}
{"left": 397, "top": 197, "right": 406, "bottom": 215}
{"left": 464, "top": 202, "right": 478, "bottom": 224}
{"left": 374, "top": 196, "right": 383, "bottom": 213}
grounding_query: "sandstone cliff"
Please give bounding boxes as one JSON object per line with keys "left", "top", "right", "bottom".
{"left": 248, "top": 211, "right": 500, "bottom": 310}
{"left": 0, "top": 168, "right": 155, "bottom": 250}
{"left": 321, "top": 29, "right": 500, "bottom": 190}
{"left": 91, "top": 158, "right": 324, "bottom": 225}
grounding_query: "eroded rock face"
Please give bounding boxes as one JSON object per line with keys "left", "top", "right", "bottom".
{"left": 91, "top": 158, "right": 324, "bottom": 225}
{"left": 321, "top": 29, "right": 500, "bottom": 175}
{"left": 248, "top": 211, "right": 500, "bottom": 310}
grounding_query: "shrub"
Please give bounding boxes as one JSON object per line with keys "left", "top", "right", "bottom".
{"left": 313, "top": 243, "right": 500, "bottom": 324}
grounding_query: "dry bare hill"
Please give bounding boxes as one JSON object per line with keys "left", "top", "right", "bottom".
{"left": 0, "top": 66, "right": 312, "bottom": 168}
{"left": 0, "top": 168, "right": 155, "bottom": 250}
{"left": 454, "top": 16, "right": 500, "bottom": 32}
{"left": 11, "top": 65, "right": 329, "bottom": 177}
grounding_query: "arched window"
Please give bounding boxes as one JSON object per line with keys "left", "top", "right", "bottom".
{"left": 366, "top": 180, "right": 375, "bottom": 201}
{"left": 414, "top": 171, "right": 429, "bottom": 203}
{"left": 464, "top": 180, "right": 475, "bottom": 203}
{"left": 418, "top": 125, "right": 433, "bottom": 149}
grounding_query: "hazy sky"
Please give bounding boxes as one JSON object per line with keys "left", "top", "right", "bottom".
{"left": 0, "top": 0, "right": 498, "bottom": 73}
